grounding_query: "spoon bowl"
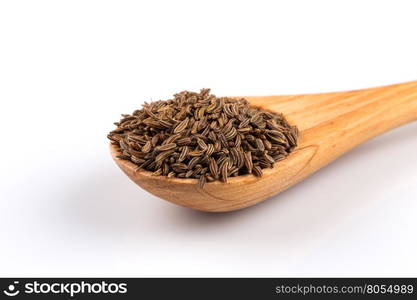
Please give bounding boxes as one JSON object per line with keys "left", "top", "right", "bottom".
{"left": 111, "top": 81, "right": 417, "bottom": 212}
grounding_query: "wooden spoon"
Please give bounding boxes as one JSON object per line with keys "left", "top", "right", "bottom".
{"left": 110, "top": 81, "right": 417, "bottom": 212}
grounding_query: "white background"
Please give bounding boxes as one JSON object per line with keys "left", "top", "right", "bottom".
{"left": 1, "top": 0, "right": 416, "bottom": 277}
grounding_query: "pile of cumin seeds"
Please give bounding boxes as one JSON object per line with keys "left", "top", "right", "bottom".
{"left": 108, "top": 89, "right": 299, "bottom": 188}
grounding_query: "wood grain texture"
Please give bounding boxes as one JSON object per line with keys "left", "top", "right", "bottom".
{"left": 110, "top": 81, "right": 417, "bottom": 212}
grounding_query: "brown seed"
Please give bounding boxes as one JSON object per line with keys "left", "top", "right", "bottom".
{"left": 171, "top": 162, "right": 188, "bottom": 170}
{"left": 209, "top": 158, "right": 219, "bottom": 178}
{"left": 151, "top": 135, "right": 160, "bottom": 147}
{"left": 253, "top": 165, "right": 263, "bottom": 177}
{"left": 264, "top": 153, "right": 275, "bottom": 164}
{"left": 177, "top": 137, "right": 192, "bottom": 146}
{"left": 155, "top": 150, "right": 175, "bottom": 163}
{"left": 162, "top": 163, "right": 170, "bottom": 176}
{"left": 178, "top": 146, "right": 189, "bottom": 162}
{"left": 189, "top": 150, "right": 204, "bottom": 157}
{"left": 238, "top": 118, "right": 250, "bottom": 128}
{"left": 131, "top": 155, "right": 145, "bottom": 164}
{"left": 201, "top": 125, "right": 211, "bottom": 137}
{"left": 234, "top": 134, "right": 242, "bottom": 148}
{"left": 256, "top": 138, "right": 265, "bottom": 152}
{"left": 273, "top": 154, "right": 287, "bottom": 161}
{"left": 188, "top": 157, "right": 200, "bottom": 169}
{"left": 206, "top": 100, "right": 218, "bottom": 113}
{"left": 197, "top": 138, "right": 208, "bottom": 151}
{"left": 162, "top": 133, "right": 181, "bottom": 145}
{"left": 140, "top": 158, "right": 153, "bottom": 169}
{"left": 243, "top": 151, "right": 253, "bottom": 173}
{"left": 229, "top": 166, "right": 239, "bottom": 176}
{"left": 205, "top": 143, "right": 215, "bottom": 156}
{"left": 237, "top": 127, "right": 251, "bottom": 133}
{"left": 191, "top": 164, "right": 203, "bottom": 176}
{"left": 152, "top": 169, "right": 162, "bottom": 176}
{"left": 208, "top": 130, "right": 217, "bottom": 142}
{"left": 230, "top": 148, "right": 238, "bottom": 166}
{"left": 158, "top": 119, "right": 174, "bottom": 129}
{"left": 198, "top": 175, "right": 206, "bottom": 188}
{"left": 263, "top": 139, "right": 272, "bottom": 150}
{"left": 173, "top": 117, "right": 189, "bottom": 133}
{"left": 218, "top": 133, "right": 228, "bottom": 148}
{"left": 250, "top": 112, "right": 262, "bottom": 123}
{"left": 119, "top": 138, "right": 129, "bottom": 151}
{"left": 116, "top": 154, "right": 130, "bottom": 160}
{"left": 224, "top": 127, "right": 237, "bottom": 140}
{"left": 220, "top": 159, "right": 229, "bottom": 183}
{"left": 155, "top": 143, "right": 177, "bottom": 152}
{"left": 141, "top": 141, "right": 152, "bottom": 153}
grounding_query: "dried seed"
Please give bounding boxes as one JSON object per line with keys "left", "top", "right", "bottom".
{"left": 189, "top": 150, "right": 204, "bottom": 157}
{"left": 256, "top": 138, "right": 265, "bottom": 152}
{"left": 131, "top": 155, "right": 145, "bottom": 164}
{"left": 178, "top": 146, "right": 189, "bottom": 162}
{"left": 209, "top": 158, "right": 219, "bottom": 178}
{"left": 155, "top": 150, "right": 175, "bottom": 163}
{"left": 220, "top": 159, "right": 229, "bottom": 183}
{"left": 177, "top": 137, "right": 192, "bottom": 146}
{"left": 187, "top": 157, "right": 200, "bottom": 169}
{"left": 151, "top": 135, "right": 159, "bottom": 147}
{"left": 162, "top": 163, "right": 170, "bottom": 176}
{"left": 142, "top": 141, "right": 152, "bottom": 153}
{"left": 108, "top": 88, "right": 298, "bottom": 187}
{"left": 205, "top": 143, "right": 215, "bottom": 156}
{"left": 173, "top": 118, "right": 189, "bottom": 133}
{"left": 198, "top": 174, "right": 206, "bottom": 188}
{"left": 191, "top": 164, "right": 203, "bottom": 176}
{"left": 253, "top": 165, "right": 263, "bottom": 177}
{"left": 116, "top": 154, "right": 130, "bottom": 160}
{"left": 152, "top": 169, "right": 162, "bottom": 176}
{"left": 243, "top": 151, "right": 253, "bottom": 173}
{"left": 197, "top": 138, "right": 208, "bottom": 151}
{"left": 155, "top": 143, "right": 177, "bottom": 152}
{"left": 264, "top": 153, "right": 275, "bottom": 164}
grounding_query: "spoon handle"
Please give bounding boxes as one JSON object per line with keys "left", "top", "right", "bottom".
{"left": 249, "top": 81, "right": 417, "bottom": 186}
{"left": 249, "top": 81, "right": 417, "bottom": 131}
